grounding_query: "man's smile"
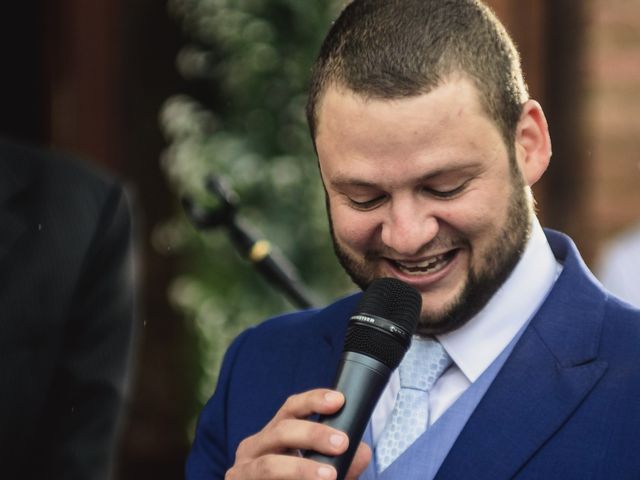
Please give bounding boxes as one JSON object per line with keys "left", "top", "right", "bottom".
{"left": 388, "top": 249, "right": 460, "bottom": 276}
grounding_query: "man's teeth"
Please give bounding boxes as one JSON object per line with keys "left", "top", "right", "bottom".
{"left": 394, "top": 253, "right": 452, "bottom": 275}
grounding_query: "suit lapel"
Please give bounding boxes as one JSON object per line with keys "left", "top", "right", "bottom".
{"left": 293, "top": 293, "right": 361, "bottom": 391}
{"left": 435, "top": 330, "right": 607, "bottom": 479}
{"left": 436, "top": 231, "right": 608, "bottom": 480}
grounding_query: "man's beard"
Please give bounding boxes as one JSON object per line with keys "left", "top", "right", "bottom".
{"left": 328, "top": 168, "right": 532, "bottom": 336}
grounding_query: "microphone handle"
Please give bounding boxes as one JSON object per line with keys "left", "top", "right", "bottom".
{"left": 305, "top": 352, "right": 391, "bottom": 479}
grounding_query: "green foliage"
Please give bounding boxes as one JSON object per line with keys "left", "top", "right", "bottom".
{"left": 160, "top": 0, "right": 353, "bottom": 432}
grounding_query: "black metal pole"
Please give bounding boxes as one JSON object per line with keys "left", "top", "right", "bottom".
{"left": 181, "top": 176, "right": 316, "bottom": 310}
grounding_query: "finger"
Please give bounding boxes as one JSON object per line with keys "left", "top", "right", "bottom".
{"left": 273, "top": 389, "right": 345, "bottom": 422}
{"left": 237, "top": 418, "right": 349, "bottom": 460}
{"left": 226, "top": 453, "right": 339, "bottom": 480}
{"left": 233, "top": 389, "right": 348, "bottom": 466}
{"left": 345, "top": 441, "right": 373, "bottom": 480}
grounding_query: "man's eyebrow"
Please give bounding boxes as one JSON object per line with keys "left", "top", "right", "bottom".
{"left": 415, "top": 163, "right": 484, "bottom": 181}
{"left": 329, "top": 177, "right": 378, "bottom": 189}
{"left": 329, "top": 163, "right": 483, "bottom": 188}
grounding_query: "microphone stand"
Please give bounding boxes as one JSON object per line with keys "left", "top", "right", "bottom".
{"left": 182, "top": 176, "right": 316, "bottom": 310}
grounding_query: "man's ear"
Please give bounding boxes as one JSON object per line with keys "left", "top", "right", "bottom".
{"left": 514, "top": 100, "right": 552, "bottom": 187}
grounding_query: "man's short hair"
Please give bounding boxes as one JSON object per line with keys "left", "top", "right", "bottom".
{"left": 306, "top": 0, "right": 529, "bottom": 148}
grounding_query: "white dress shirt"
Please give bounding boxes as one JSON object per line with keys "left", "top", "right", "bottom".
{"left": 370, "top": 219, "right": 562, "bottom": 443}
{"left": 596, "top": 223, "right": 640, "bottom": 307}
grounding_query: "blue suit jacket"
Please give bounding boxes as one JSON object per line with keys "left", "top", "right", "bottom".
{"left": 187, "top": 230, "right": 640, "bottom": 479}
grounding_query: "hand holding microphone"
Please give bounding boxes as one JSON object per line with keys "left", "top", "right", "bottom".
{"left": 304, "top": 277, "right": 421, "bottom": 478}
{"left": 225, "top": 278, "right": 421, "bottom": 480}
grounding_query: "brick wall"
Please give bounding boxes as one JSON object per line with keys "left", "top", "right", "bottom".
{"left": 586, "top": 0, "right": 640, "bottom": 264}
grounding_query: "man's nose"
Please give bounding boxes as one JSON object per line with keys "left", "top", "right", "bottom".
{"left": 380, "top": 199, "right": 439, "bottom": 256}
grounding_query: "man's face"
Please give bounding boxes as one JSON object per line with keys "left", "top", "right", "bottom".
{"left": 315, "top": 78, "right": 534, "bottom": 335}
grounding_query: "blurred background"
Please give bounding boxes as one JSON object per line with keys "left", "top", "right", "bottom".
{"left": 0, "top": 0, "right": 638, "bottom": 478}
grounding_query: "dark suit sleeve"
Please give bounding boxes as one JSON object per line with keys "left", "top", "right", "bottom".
{"left": 185, "top": 329, "right": 253, "bottom": 480}
{"left": 41, "top": 184, "right": 136, "bottom": 480}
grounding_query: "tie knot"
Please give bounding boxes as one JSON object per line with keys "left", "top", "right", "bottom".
{"left": 398, "top": 337, "right": 451, "bottom": 391}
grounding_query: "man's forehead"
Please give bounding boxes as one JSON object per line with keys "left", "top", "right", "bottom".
{"left": 314, "top": 74, "right": 488, "bottom": 126}
{"left": 315, "top": 77, "right": 489, "bottom": 136}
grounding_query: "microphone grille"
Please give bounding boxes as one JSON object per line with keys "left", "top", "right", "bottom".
{"left": 356, "top": 277, "right": 421, "bottom": 333}
{"left": 344, "top": 278, "right": 421, "bottom": 369}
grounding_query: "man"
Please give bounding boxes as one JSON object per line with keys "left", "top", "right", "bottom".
{"left": 187, "top": 1, "right": 640, "bottom": 479}
{"left": 596, "top": 224, "right": 640, "bottom": 307}
{"left": 0, "top": 140, "right": 136, "bottom": 479}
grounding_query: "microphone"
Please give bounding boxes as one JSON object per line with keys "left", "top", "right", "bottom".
{"left": 304, "top": 277, "right": 421, "bottom": 479}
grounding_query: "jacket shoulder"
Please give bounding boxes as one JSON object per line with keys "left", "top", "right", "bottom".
{"left": 186, "top": 293, "right": 361, "bottom": 478}
{"left": 245, "top": 292, "right": 361, "bottom": 345}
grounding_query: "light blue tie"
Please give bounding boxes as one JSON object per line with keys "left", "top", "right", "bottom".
{"left": 375, "top": 337, "right": 452, "bottom": 473}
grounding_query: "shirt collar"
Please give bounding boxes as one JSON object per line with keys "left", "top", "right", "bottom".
{"left": 436, "top": 219, "right": 561, "bottom": 382}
